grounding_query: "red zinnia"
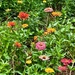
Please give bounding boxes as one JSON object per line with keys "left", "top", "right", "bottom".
{"left": 18, "top": 11, "right": 29, "bottom": 20}
{"left": 61, "top": 58, "right": 72, "bottom": 66}
{"left": 58, "top": 66, "right": 67, "bottom": 71}
{"left": 7, "top": 21, "right": 15, "bottom": 27}
{"left": 14, "top": 42, "right": 21, "bottom": 48}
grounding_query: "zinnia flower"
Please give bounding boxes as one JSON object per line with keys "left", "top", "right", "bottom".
{"left": 34, "top": 36, "right": 38, "bottom": 41}
{"left": 26, "top": 59, "right": 32, "bottom": 64}
{"left": 22, "top": 24, "right": 28, "bottom": 28}
{"left": 43, "top": 0, "right": 46, "bottom": 3}
{"left": 44, "top": 7, "right": 53, "bottom": 13}
{"left": 44, "top": 31, "right": 48, "bottom": 35}
{"left": 58, "top": 66, "right": 67, "bottom": 71}
{"left": 36, "top": 42, "right": 46, "bottom": 50}
{"left": 61, "top": 58, "right": 72, "bottom": 66}
{"left": 45, "top": 68, "right": 54, "bottom": 73}
{"left": 5, "top": 9, "right": 11, "bottom": 12}
{"left": 7, "top": 21, "right": 15, "bottom": 27}
{"left": 39, "top": 55, "right": 49, "bottom": 61}
{"left": 46, "top": 28, "right": 56, "bottom": 33}
{"left": 17, "top": 0, "right": 23, "bottom": 4}
{"left": 14, "top": 42, "right": 21, "bottom": 48}
{"left": 52, "top": 12, "right": 62, "bottom": 16}
{"left": 18, "top": 11, "right": 29, "bottom": 20}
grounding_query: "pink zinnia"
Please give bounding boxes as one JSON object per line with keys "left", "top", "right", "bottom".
{"left": 36, "top": 42, "right": 46, "bottom": 50}
{"left": 58, "top": 66, "right": 67, "bottom": 71}
{"left": 61, "top": 58, "right": 72, "bottom": 66}
{"left": 44, "top": 7, "right": 53, "bottom": 12}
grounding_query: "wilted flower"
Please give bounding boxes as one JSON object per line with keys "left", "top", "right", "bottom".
{"left": 14, "top": 42, "right": 21, "bottom": 48}
{"left": 58, "top": 66, "right": 67, "bottom": 71}
{"left": 44, "top": 7, "right": 53, "bottom": 13}
{"left": 47, "top": 28, "right": 56, "bottom": 33}
{"left": 26, "top": 59, "right": 32, "bottom": 64}
{"left": 22, "top": 24, "right": 28, "bottom": 28}
{"left": 34, "top": 36, "right": 38, "bottom": 41}
{"left": 18, "top": 11, "right": 29, "bottom": 20}
{"left": 36, "top": 42, "right": 46, "bottom": 50}
{"left": 17, "top": 0, "right": 23, "bottom": 4}
{"left": 45, "top": 68, "right": 54, "bottom": 73}
{"left": 5, "top": 9, "right": 11, "bottom": 12}
{"left": 7, "top": 21, "right": 15, "bottom": 27}
{"left": 43, "top": 0, "right": 46, "bottom": 3}
{"left": 61, "top": 58, "right": 72, "bottom": 66}
{"left": 39, "top": 55, "right": 49, "bottom": 61}
{"left": 52, "top": 12, "right": 62, "bottom": 16}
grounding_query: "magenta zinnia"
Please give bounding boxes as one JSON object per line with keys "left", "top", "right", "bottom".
{"left": 58, "top": 66, "right": 67, "bottom": 71}
{"left": 61, "top": 58, "right": 72, "bottom": 66}
{"left": 36, "top": 42, "right": 46, "bottom": 50}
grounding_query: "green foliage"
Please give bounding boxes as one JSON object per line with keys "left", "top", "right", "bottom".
{"left": 0, "top": 0, "right": 75, "bottom": 75}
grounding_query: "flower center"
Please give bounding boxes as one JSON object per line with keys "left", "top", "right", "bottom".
{"left": 39, "top": 43, "right": 43, "bottom": 46}
{"left": 42, "top": 56, "right": 46, "bottom": 59}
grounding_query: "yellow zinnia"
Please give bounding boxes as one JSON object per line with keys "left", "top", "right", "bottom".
{"left": 43, "top": 0, "right": 46, "bottom": 3}
{"left": 17, "top": 0, "right": 23, "bottom": 4}
{"left": 22, "top": 24, "right": 28, "bottom": 28}
{"left": 47, "top": 28, "right": 56, "bottom": 33}
{"left": 44, "top": 31, "right": 48, "bottom": 35}
{"left": 5, "top": 9, "right": 11, "bottom": 12}
{"left": 45, "top": 68, "right": 54, "bottom": 73}
{"left": 26, "top": 60, "right": 32, "bottom": 64}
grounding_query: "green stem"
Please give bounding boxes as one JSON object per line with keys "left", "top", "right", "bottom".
{"left": 69, "top": 62, "right": 74, "bottom": 75}
{"left": 12, "top": 50, "right": 15, "bottom": 75}
{"left": 46, "top": 13, "right": 50, "bottom": 27}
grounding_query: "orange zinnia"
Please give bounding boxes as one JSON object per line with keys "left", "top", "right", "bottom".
{"left": 52, "top": 12, "right": 62, "bottom": 16}
{"left": 14, "top": 42, "right": 21, "bottom": 48}
{"left": 34, "top": 36, "right": 38, "bottom": 41}
{"left": 7, "top": 21, "right": 15, "bottom": 27}
{"left": 18, "top": 11, "right": 29, "bottom": 20}
{"left": 44, "top": 31, "right": 48, "bottom": 35}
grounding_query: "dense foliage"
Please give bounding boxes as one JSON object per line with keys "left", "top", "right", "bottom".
{"left": 0, "top": 0, "right": 75, "bottom": 75}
